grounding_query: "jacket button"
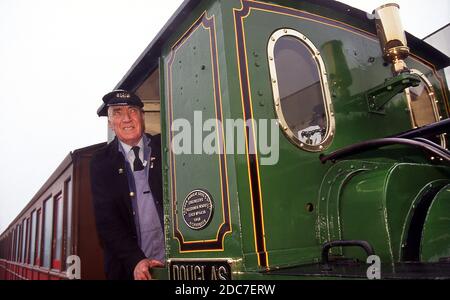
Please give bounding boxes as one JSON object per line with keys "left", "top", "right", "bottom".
{"left": 133, "top": 211, "right": 136, "bottom": 216}
{"left": 130, "top": 192, "right": 135, "bottom": 197}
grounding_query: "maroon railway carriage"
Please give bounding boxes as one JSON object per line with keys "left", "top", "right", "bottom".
{"left": 0, "top": 143, "right": 106, "bottom": 280}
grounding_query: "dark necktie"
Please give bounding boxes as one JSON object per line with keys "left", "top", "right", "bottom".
{"left": 131, "top": 146, "right": 144, "bottom": 171}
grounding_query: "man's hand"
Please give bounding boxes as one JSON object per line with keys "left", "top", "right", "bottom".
{"left": 133, "top": 259, "right": 164, "bottom": 280}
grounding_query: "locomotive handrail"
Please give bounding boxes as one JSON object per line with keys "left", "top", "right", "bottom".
{"left": 321, "top": 240, "right": 375, "bottom": 271}
{"left": 392, "top": 118, "right": 450, "bottom": 140}
{"left": 413, "top": 137, "right": 450, "bottom": 156}
{"left": 320, "top": 138, "right": 450, "bottom": 164}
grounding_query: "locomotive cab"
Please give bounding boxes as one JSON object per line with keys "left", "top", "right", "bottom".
{"left": 103, "top": 0, "right": 450, "bottom": 279}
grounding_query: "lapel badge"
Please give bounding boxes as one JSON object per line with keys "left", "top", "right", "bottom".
{"left": 150, "top": 157, "right": 156, "bottom": 169}
{"left": 118, "top": 168, "right": 124, "bottom": 174}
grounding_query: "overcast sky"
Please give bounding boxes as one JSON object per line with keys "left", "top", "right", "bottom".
{"left": 0, "top": 0, "right": 449, "bottom": 234}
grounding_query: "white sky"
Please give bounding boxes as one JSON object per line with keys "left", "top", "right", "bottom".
{"left": 0, "top": 0, "right": 449, "bottom": 234}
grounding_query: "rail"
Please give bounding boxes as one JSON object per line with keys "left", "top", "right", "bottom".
{"left": 321, "top": 240, "right": 375, "bottom": 271}
{"left": 320, "top": 138, "right": 450, "bottom": 164}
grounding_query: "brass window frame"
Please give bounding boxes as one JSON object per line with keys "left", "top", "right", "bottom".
{"left": 405, "top": 69, "right": 446, "bottom": 148}
{"left": 267, "top": 28, "right": 335, "bottom": 152}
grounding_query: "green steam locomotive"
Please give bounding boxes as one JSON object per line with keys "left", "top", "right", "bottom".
{"left": 106, "top": 0, "right": 450, "bottom": 279}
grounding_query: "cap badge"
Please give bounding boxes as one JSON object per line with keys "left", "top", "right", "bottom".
{"left": 116, "top": 92, "right": 130, "bottom": 99}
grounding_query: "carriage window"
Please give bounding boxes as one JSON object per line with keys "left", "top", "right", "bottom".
{"left": 9, "top": 233, "right": 14, "bottom": 261}
{"left": 25, "top": 218, "right": 30, "bottom": 264}
{"left": 43, "top": 198, "right": 53, "bottom": 268}
{"left": 15, "top": 228, "right": 19, "bottom": 262}
{"left": 268, "top": 29, "right": 334, "bottom": 152}
{"left": 12, "top": 229, "right": 16, "bottom": 261}
{"left": 52, "top": 194, "right": 63, "bottom": 270}
{"left": 21, "top": 219, "right": 27, "bottom": 263}
{"left": 66, "top": 178, "right": 73, "bottom": 258}
{"left": 30, "top": 211, "right": 37, "bottom": 266}
{"left": 405, "top": 70, "right": 445, "bottom": 147}
{"left": 35, "top": 209, "right": 42, "bottom": 266}
{"left": 10, "top": 231, "right": 14, "bottom": 261}
{"left": 12, "top": 228, "right": 17, "bottom": 261}
{"left": 11, "top": 233, "right": 14, "bottom": 261}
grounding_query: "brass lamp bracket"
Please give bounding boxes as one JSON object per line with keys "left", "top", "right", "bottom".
{"left": 366, "top": 73, "right": 421, "bottom": 114}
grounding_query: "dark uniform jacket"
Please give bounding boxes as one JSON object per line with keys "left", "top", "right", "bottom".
{"left": 90, "top": 133, "right": 163, "bottom": 280}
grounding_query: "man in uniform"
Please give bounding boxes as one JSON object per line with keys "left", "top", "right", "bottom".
{"left": 90, "top": 90, "right": 164, "bottom": 280}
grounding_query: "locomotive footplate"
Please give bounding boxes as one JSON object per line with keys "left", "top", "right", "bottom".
{"left": 266, "top": 261, "right": 450, "bottom": 279}
{"left": 168, "top": 259, "right": 232, "bottom": 280}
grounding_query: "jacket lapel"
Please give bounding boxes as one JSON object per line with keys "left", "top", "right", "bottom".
{"left": 147, "top": 134, "right": 159, "bottom": 182}
{"left": 108, "top": 137, "right": 133, "bottom": 214}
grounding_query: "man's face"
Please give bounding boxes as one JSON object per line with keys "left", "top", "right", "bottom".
{"left": 108, "top": 105, "right": 145, "bottom": 146}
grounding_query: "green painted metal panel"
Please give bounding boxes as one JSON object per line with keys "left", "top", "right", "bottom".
{"left": 421, "top": 184, "right": 450, "bottom": 262}
{"left": 160, "top": 0, "right": 242, "bottom": 260}
{"left": 169, "top": 16, "right": 223, "bottom": 242}
{"left": 338, "top": 162, "right": 450, "bottom": 263}
{"left": 221, "top": 0, "right": 424, "bottom": 269}
{"left": 338, "top": 163, "right": 394, "bottom": 262}
{"left": 386, "top": 171, "right": 450, "bottom": 262}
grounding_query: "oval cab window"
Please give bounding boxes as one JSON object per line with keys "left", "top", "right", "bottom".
{"left": 268, "top": 29, "right": 334, "bottom": 152}
{"left": 405, "top": 70, "right": 446, "bottom": 147}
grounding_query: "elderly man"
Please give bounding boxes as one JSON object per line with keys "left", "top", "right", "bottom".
{"left": 90, "top": 90, "right": 164, "bottom": 280}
